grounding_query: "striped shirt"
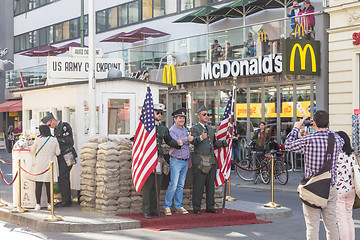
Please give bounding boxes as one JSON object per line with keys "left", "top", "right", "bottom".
{"left": 169, "top": 124, "right": 191, "bottom": 160}
{"left": 285, "top": 128, "right": 344, "bottom": 184}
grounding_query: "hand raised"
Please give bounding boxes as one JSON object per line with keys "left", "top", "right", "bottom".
{"left": 177, "top": 138, "right": 183, "bottom": 146}
{"left": 201, "top": 130, "right": 207, "bottom": 140}
{"left": 188, "top": 132, "right": 194, "bottom": 142}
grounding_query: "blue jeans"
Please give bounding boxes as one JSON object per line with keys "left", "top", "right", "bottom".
{"left": 164, "top": 157, "right": 189, "bottom": 209}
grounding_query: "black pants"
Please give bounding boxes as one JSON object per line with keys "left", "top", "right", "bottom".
{"left": 141, "top": 173, "right": 163, "bottom": 215}
{"left": 35, "top": 182, "right": 50, "bottom": 204}
{"left": 57, "top": 155, "right": 72, "bottom": 203}
{"left": 192, "top": 163, "right": 216, "bottom": 211}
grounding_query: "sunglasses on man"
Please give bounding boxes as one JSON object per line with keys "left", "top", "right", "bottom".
{"left": 155, "top": 111, "right": 163, "bottom": 115}
{"left": 47, "top": 119, "right": 52, "bottom": 127}
{"left": 202, "top": 113, "right": 210, "bottom": 117}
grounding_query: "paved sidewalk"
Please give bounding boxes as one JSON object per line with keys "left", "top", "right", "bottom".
{"left": 0, "top": 150, "right": 292, "bottom": 232}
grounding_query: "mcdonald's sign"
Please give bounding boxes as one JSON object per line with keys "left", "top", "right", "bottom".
{"left": 162, "top": 65, "right": 177, "bottom": 86}
{"left": 294, "top": 23, "right": 305, "bottom": 38}
{"left": 282, "top": 39, "right": 320, "bottom": 76}
{"left": 258, "top": 30, "right": 267, "bottom": 42}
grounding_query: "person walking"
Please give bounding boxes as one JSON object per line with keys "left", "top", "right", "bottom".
{"left": 252, "top": 121, "right": 271, "bottom": 150}
{"left": 163, "top": 107, "right": 193, "bottom": 216}
{"left": 41, "top": 113, "right": 77, "bottom": 207}
{"left": 141, "top": 103, "right": 181, "bottom": 219}
{"left": 335, "top": 131, "right": 356, "bottom": 240}
{"left": 30, "top": 125, "right": 60, "bottom": 210}
{"left": 285, "top": 110, "right": 344, "bottom": 240}
{"left": 190, "top": 105, "right": 227, "bottom": 215}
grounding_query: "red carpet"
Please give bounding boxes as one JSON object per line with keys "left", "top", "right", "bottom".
{"left": 116, "top": 209, "right": 271, "bottom": 231}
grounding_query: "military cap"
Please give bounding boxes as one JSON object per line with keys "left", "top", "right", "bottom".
{"left": 172, "top": 107, "right": 187, "bottom": 117}
{"left": 154, "top": 103, "right": 166, "bottom": 112}
{"left": 41, "top": 113, "right": 55, "bottom": 124}
{"left": 197, "top": 105, "right": 208, "bottom": 114}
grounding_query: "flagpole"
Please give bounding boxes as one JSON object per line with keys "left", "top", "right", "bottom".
{"left": 146, "top": 73, "right": 161, "bottom": 218}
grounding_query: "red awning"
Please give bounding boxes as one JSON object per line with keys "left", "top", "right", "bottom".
{"left": 0, "top": 100, "right": 22, "bottom": 112}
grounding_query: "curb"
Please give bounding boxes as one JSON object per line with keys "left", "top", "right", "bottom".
{"left": 0, "top": 205, "right": 141, "bottom": 232}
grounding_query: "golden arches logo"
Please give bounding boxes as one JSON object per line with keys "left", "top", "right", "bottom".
{"left": 162, "top": 65, "right": 177, "bottom": 86}
{"left": 294, "top": 23, "right": 304, "bottom": 38}
{"left": 258, "top": 30, "right": 267, "bottom": 42}
{"left": 290, "top": 43, "right": 316, "bottom": 72}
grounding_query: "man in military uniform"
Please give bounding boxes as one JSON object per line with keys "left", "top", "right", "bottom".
{"left": 190, "top": 105, "right": 227, "bottom": 214}
{"left": 141, "top": 103, "right": 181, "bottom": 219}
{"left": 41, "top": 113, "right": 76, "bottom": 207}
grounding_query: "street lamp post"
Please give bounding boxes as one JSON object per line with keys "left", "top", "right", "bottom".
{"left": 88, "top": 0, "right": 96, "bottom": 136}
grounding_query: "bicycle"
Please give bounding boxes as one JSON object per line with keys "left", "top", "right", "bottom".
{"left": 261, "top": 144, "right": 289, "bottom": 185}
{"left": 235, "top": 142, "right": 270, "bottom": 184}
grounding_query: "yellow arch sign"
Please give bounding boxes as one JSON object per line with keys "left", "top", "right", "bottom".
{"left": 258, "top": 30, "right": 267, "bottom": 42}
{"left": 294, "top": 23, "right": 304, "bottom": 38}
{"left": 289, "top": 43, "right": 316, "bottom": 72}
{"left": 162, "top": 65, "right": 177, "bottom": 86}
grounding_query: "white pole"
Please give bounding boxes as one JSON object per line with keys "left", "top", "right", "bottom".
{"left": 88, "top": 0, "right": 96, "bottom": 136}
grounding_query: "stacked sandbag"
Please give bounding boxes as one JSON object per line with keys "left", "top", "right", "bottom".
{"left": 79, "top": 142, "right": 98, "bottom": 209}
{"left": 95, "top": 141, "right": 120, "bottom": 214}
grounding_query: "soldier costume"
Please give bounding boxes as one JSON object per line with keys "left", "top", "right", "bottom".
{"left": 190, "top": 105, "right": 227, "bottom": 214}
{"left": 41, "top": 113, "right": 76, "bottom": 207}
{"left": 141, "top": 104, "right": 180, "bottom": 219}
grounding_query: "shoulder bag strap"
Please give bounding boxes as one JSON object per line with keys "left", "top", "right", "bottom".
{"left": 322, "top": 133, "right": 335, "bottom": 171}
{"left": 35, "top": 136, "right": 51, "bottom": 157}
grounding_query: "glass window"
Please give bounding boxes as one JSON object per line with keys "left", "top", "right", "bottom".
{"left": 69, "top": 19, "right": 79, "bottom": 39}
{"left": 194, "top": 0, "right": 207, "bottom": 7}
{"left": 119, "top": 5, "right": 128, "bottom": 26}
{"left": 63, "top": 21, "right": 70, "bottom": 40}
{"left": 19, "top": 34, "right": 26, "bottom": 51}
{"left": 96, "top": 10, "right": 107, "bottom": 32}
{"left": 165, "top": 0, "right": 177, "bottom": 14}
{"left": 25, "top": 33, "right": 31, "bottom": 50}
{"left": 108, "top": 7, "right": 118, "bottom": 29}
{"left": 108, "top": 99, "right": 130, "bottom": 135}
{"left": 249, "top": 87, "right": 262, "bottom": 130}
{"left": 48, "top": 26, "right": 54, "bottom": 43}
{"left": 181, "top": 0, "right": 193, "bottom": 11}
{"left": 55, "top": 23, "right": 62, "bottom": 42}
{"left": 84, "top": 15, "right": 89, "bottom": 36}
{"left": 142, "top": 0, "right": 152, "bottom": 20}
{"left": 14, "top": 36, "right": 20, "bottom": 52}
{"left": 31, "top": 30, "right": 40, "bottom": 48}
{"left": 153, "top": 0, "right": 165, "bottom": 18}
{"left": 39, "top": 27, "right": 48, "bottom": 46}
{"left": 129, "top": 1, "right": 139, "bottom": 23}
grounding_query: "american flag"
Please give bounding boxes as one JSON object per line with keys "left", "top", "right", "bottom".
{"left": 214, "top": 89, "right": 234, "bottom": 187}
{"left": 131, "top": 86, "right": 158, "bottom": 194}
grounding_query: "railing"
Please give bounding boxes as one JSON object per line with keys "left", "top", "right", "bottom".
{"left": 6, "top": 12, "right": 323, "bottom": 89}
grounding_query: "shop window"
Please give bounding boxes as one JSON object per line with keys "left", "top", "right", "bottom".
{"left": 108, "top": 99, "right": 130, "bottom": 135}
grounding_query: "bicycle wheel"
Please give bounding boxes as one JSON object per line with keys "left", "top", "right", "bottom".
{"left": 236, "top": 158, "right": 254, "bottom": 182}
{"left": 260, "top": 160, "right": 270, "bottom": 184}
{"left": 275, "top": 160, "right": 288, "bottom": 185}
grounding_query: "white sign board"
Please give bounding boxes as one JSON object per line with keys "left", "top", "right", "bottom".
{"left": 0, "top": 133, "right": 5, "bottom": 149}
{"left": 69, "top": 47, "right": 104, "bottom": 58}
{"left": 47, "top": 56, "right": 125, "bottom": 80}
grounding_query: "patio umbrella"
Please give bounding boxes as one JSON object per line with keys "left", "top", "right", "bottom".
{"left": 55, "top": 41, "right": 88, "bottom": 54}
{"left": 208, "top": 0, "right": 261, "bottom": 27}
{"left": 20, "top": 45, "right": 59, "bottom": 57}
{"left": 253, "top": 0, "right": 304, "bottom": 17}
{"left": 124, "top": 27, "right": 169, "bottom": 40}
{"left": 100, "top": 32, "right": 142, "bottom": 43}
{"left": 173, "top": 6, "right": 225, "bottom": 33}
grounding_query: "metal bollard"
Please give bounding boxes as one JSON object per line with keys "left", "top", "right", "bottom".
{"left": 11, "top": 159, "right": 28, "bottom": 213}
{"left": 264, "top": 153, "right": 281, "bottom": 208}
{"left": 225, "top": 179, "right": 236, "bottom": 201}
{"left": 44, "top": 162, "right": 62, "bottom": 221}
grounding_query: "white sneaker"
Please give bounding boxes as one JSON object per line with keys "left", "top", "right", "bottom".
{"left": 163, "top": 207, "right": 172, "bottom": 216}
{"left": 47, "top": 204, "right": 51, "bottom": 210}
{"left": 34, "top": 204, "right": 40, "bottom": 211}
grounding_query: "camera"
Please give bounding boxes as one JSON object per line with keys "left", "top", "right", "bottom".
{"left": 304, "top": 119, "right": 313, "bottom": 127}
{"left": 293, "top": 5, "right": 300, "bottom": 8}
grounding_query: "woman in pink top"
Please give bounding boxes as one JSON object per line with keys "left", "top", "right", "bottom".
{"left": 335, "top": 131, "right": 356, "bottom": 240}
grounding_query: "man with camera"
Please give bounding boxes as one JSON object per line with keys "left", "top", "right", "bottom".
{"left": 285, "top": 110, "right": 344, "bottom": 240}
{"left": 288, "top": 1, "right": 302, "bottom": 36}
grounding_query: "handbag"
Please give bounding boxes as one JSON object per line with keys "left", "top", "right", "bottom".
{"left": 63, "top": 147, "right": 77, "bottom": 166}
{"left": 297, "top": 133, "right": 335, "bottom": 209}
{"left": 198, "top": 154, "right": 213, "bottom": 174}
{"left": 354, "top": 154, "right": 360, "bottom": 198}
